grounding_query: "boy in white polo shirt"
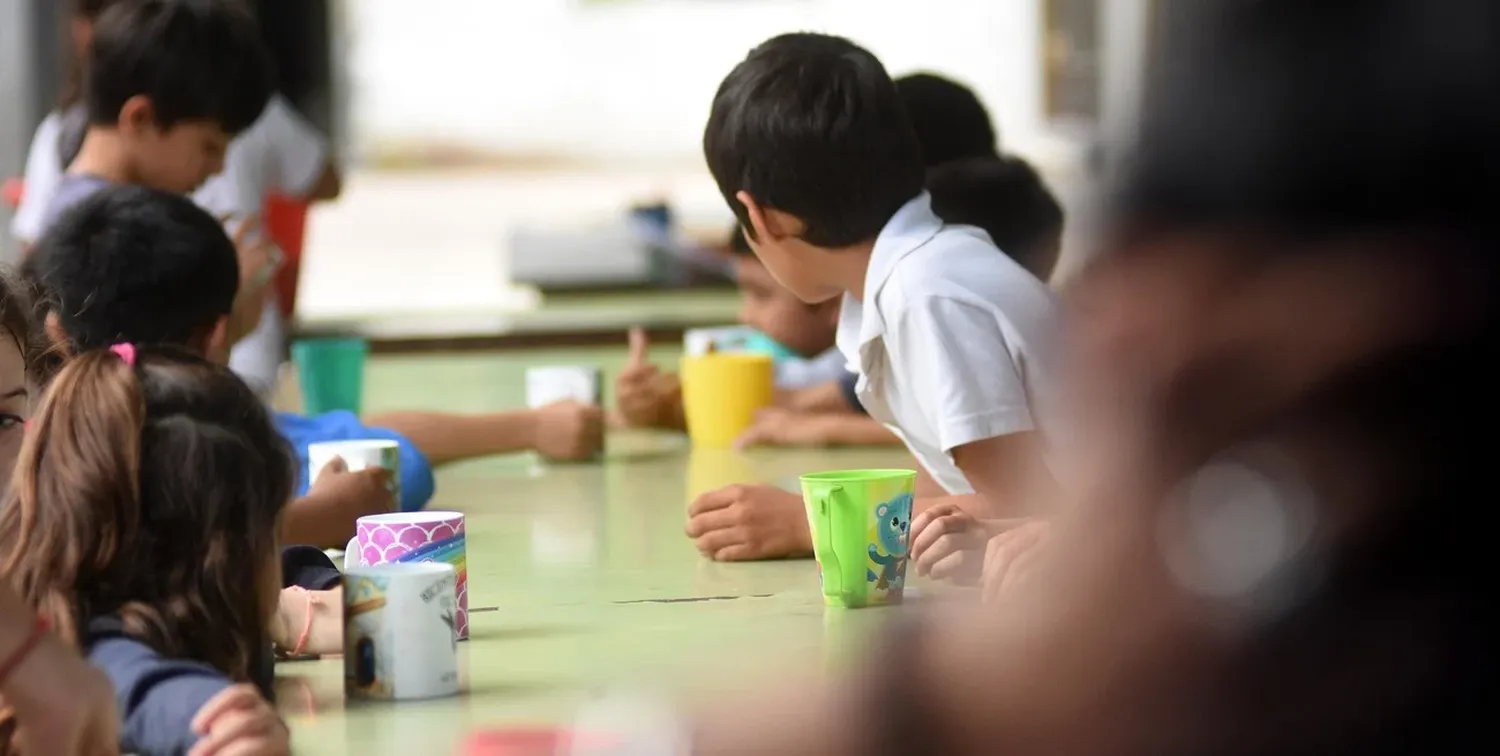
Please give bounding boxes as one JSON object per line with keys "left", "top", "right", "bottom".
{"left": 686, "top": 32, "right": 1059, "bottom": 561}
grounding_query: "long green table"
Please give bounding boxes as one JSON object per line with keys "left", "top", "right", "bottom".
{"left": 276, "top": 347, "right": 915, "bottom": 754}
{"left": 293, "top": 289, "right": 743, "bottom": 353}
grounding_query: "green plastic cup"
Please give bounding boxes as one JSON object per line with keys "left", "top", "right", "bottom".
{"left": 292, "top": 338, "right": 369, "bottom": 415}
{"left": 800, "top": 469, "right": 917, "bottom": 608}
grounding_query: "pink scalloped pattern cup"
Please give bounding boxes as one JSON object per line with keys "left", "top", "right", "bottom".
{"left": 355, "top": 511, "right": 468, "bottom": 639}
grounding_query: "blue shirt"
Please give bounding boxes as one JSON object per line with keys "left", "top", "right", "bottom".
{"left": 84, "top": 548, "right": 335, "bottom": 755}
{"left": 275, "top": 410, "right": 435, "bottom": 511}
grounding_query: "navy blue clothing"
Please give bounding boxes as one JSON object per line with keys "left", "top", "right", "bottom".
{"left": 83, "top": 549, "right": 334, "bottom": 754}
{"left": 85, "top": 618, "right": 236, "bottom": 756}
{"left": 838, "top": 370, "right": 868, "bottom": 415}
{"left": 282, "top": 544, "right": 341, "bottom": 590}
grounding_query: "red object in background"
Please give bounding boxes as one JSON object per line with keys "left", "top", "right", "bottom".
{"left": 5, "top": 182, "right": 309, "bottom": 317}
{"left": 462, "top": 728, "right": 619, "bottom": 756}
{"left": 2, "top": 178, "right": 23, "bottom": 208}
{"left": 264, "top": 194, "right": 309, "bottom": 318}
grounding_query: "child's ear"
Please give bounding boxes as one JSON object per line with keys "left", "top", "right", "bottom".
{"left": 735, "top": 191, "right": 805, "bottom": 243}
{"left": 43, "top": 313, "right": 71, "bottom": 355}
{"left": 118, "top": 95, "right": 157, "bottom": 135}
{"left": 204, "top": 316, "right": 231, "bottom": 364}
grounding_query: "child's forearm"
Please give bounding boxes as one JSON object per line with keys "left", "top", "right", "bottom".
{"left": 281, "top": 494, "right": 356, "bottom": 548}
{"left": 815, "top": 415, "right": 900, "bottom": 446}
{"left": 273, "top": 587, "right": 343, "bottom": 657}
{"left": 370, "top": 410, "right": 540, "bottom": 466}
{"left": 777, "top": 381, "right": 851, "bottom": 414}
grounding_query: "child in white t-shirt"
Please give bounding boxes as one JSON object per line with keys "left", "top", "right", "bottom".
{"left": 685, "top": 32, "right": 1060, "bottom": 562}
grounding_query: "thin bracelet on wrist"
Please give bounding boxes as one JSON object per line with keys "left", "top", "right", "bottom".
{"left": 0, "top": 615, "right": 52, "bottom": 689}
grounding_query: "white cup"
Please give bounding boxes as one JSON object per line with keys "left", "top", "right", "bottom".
{"left": 525, "top": 366, "right": 603, "bottom": 409}
{"left": 683, "top": 325, "right": 756, "bottom": 356}
{"left": 308, "top": 439, "right": 401, "bottom": 510}
{"left": 343, "top": 562, "right": 461, "bottom": 700}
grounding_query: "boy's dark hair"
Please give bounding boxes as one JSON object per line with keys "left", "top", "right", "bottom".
{"left": 727, "top": 225, "right": 752, "bottom": 256}
{"left": 895, "top": 72, "right": 999, "bottom": 167}
{"left": 23, "top": 184, "right": 238, "bottom": 359}
{"left": 0, "top": 345, "right": 292, "bottom": 720}
{"left": 927, "top": 155, "right": 1064, "bottom": 279}
{"left": 704, "top": 33, "right": 925, "bottom": 248}
{"left": 87, "top": 0, "right": 273, "bottom": 134}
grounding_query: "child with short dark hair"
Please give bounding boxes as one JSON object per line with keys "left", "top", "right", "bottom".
{"left": 25, "top": 185, "right": 603, "bottom": 528}
{"left": 894, "top": 72, "right": 1000, "bottom": 166}
{"left": 687, "top": 33, "right": 1059, "bottom": 561}
{"left": 35, "top": 0, "right": 278, "bottom": 354}
{"left": 618, "top": 73, "right": 1013, "bottom": 436}
{"left": 738, "top": 153, "right": 1066, "bottom": 449}
{"left": 0, "top": 344, "right": 291, "bottom": 755}
{"left": 927, "top": 155, "right": 1064, "bottom": 281}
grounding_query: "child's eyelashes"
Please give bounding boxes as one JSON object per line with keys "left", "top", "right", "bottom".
{"left": 0, "top": 413, "right": 24, "bottom": 430}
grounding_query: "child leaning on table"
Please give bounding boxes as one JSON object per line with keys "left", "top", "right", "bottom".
{"left": 618, "top": 72, "right": 1007, "bottom": 433}
{"left": 0, "top": 345, "right": 293, "bottom": 755}
{"left": 24, "top": 185, "right": 605, "bottom": 528}
{"left": 685, "top": 33, "right": 1061, "bottom": 561}
{"left": 735, "top": 152, "right": 1067, "bottom": 449}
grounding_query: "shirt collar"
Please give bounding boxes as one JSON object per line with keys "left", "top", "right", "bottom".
{"left": 836, "top": 192, "right": 945, "bottom": 365}
{"left": 862, "top": 192, "right": 944, "bottom": 304}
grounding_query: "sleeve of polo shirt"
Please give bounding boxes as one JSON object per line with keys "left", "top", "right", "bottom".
{"left": 888, "top": 297, "right": 1036, "bottom": 453}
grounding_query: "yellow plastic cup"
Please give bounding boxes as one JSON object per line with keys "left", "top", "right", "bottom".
{"left": 679, "top": 353, "right": 774, "bottom": 449}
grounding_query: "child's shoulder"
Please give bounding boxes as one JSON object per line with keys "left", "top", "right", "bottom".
{"left": 883, "top": 225, "right": 1054, "bottom": 313}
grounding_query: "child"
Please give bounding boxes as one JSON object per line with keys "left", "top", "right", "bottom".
{"left": 616, "top": 226, "right": 846, "bottom": 430}
{"left": 894, "top": 72, "right": 1000, "bottom": 166}
{"left": 0, "top": 272, "right": 38, "bottom": 494}
{"left": 619, "top": 76, "right": 1011, "bottom": 435}
{"left": 0, "top": 345, "right": 291, "bottom": 754}
{"left": 0, "top": 582, "right": 119, "bottom": 755}
{"left": 11, "top": 0, "right": 343, "bottom": 399}
{"left": 737, "top": 153, "right": 1067, "bottom": 449}
{"left": 25, "top": 185, "right": 603, "bottom": 522}
{"left": 686, "top": 33, "right": 1059, "bottom": 561}
{"left": 30, "top": 0, "right": 279, "bottom": 355}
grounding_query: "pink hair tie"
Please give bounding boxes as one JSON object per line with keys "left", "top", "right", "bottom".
{"left": 108, "top": 343, "right": 137, "bottom": 366}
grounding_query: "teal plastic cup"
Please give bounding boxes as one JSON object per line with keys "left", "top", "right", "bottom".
{"left": 292, "top": 338, "right": 369, "bottom": 415}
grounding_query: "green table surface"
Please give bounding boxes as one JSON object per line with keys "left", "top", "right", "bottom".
{"left": 277, "top": 346, "right": 920, "bottom": 754}
{"left": 295, "top": 289, "right": 742, "bottom": 344}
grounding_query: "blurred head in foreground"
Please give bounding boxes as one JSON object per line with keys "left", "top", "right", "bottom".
{"left": 693, "top": 1, "right": 1499, "bottom": 754}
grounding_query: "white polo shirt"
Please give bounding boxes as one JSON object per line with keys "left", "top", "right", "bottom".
{"left": 837, "top": 192, "right": 1060, "bottom": 495}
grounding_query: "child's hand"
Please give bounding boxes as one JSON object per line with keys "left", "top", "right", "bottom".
{"left": 616, "top": 328, "right": 684, "bottom": 429}
{"left": 531, "top": 400, "right": 604, "bottom": 461}
{"left": 227, "top": 215, "right": 279, "bottom": 296}
{"left": 909, "top": 503, "right": 990, "bottom": 585}
{"left": 686, "top": 484, "right": 813, "bottom": 560}
{"left": 188, "top": 684, "right": 289, "bottom": 756}
{"left": 306, "top": 457, "right": 394, "bottom": 517}
{"left": 981, "top": 518, "right": 1052, "bottom": 602}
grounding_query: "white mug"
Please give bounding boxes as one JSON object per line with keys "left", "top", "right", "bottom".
{"left": 525, "top": 366, "right": 603, "bottom": 409}
{"left": 343, "top": 562, "right": 460, "bottom": 700}
{"left": 307, "top": 439, "right": 401, "bottom": 510}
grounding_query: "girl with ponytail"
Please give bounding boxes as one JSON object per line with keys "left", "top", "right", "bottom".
{"left": 0, "top": 344, "right": 292, "bottom": 755}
